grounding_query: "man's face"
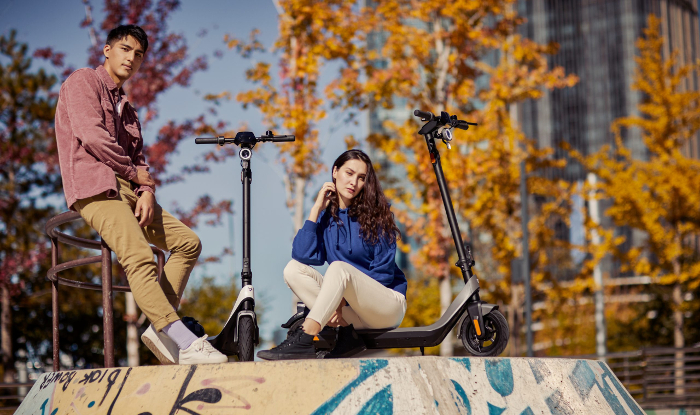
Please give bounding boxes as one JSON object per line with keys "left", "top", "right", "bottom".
{"left": 103, "top": 35, "right": 144, "bottom": 86}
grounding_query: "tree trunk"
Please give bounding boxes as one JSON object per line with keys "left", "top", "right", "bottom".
{"left": 290, "top": 176, "right": 306, "bottom": 312}
{"left": 439, "top": 275, "right": 453, "bottom": 356}
{"left": 1, "top": 284, "right": 15, "bottom": 383}
{"left": 672, "top": 281, "right": 685, "bottom": 396}
{"left": 509, "top": 283, "right": 522, "bottom": 357}
{"left": 126, "top": 293, "right": 139, "bottom": 367}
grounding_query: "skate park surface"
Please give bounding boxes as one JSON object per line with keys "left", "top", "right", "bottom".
{"left": 15, "top": 356, "right": 645, "bottom": 414}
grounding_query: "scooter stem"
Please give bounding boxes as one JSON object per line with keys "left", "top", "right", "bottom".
{"left": 241, "top": 155, "right": 252, "bottom": 287}
{"left": 424, "top": 133, "right": 473, "bottom": 283}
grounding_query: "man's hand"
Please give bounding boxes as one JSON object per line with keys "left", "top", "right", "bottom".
{"left": 132, "top": 169, "right": 155, "bottom": 187}
{"left": 135, "top": 191, "right": 155, "bottom": 227}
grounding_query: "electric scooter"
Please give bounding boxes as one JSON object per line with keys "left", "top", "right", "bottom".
{"left": 284, "top": 110, "right": 509, "bottom": 357}
{"left": 195, "top": 131, "right": 295, "bottom": 361}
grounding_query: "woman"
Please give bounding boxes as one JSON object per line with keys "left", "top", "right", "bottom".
{"left": 258, "top": 149, "right": 407, "bottom": 360}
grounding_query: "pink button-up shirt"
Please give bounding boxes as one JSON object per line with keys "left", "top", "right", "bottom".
{"left": 54, "top": 65, "right": 154, "bottom": 210}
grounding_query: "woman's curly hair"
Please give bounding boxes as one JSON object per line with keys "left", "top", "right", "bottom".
{"left": 327, "top": 149, "right": 401, "bottom": 245}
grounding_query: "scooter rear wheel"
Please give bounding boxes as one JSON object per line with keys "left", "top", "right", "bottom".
{"left": 237, "top": 316, "right": 255, "bottom": 361}
{"left": 460, "top": 310, "right": 509, "bottom": 357}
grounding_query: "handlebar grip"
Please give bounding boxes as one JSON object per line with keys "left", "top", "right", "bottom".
{"left": 269, "top": 135, "right": 295, "bottom": 142}
{"left": 454, "top": 121, "right": 470, "bottom": 130}
{"left": 414, "top": 109, "right": 433, "bottom": 120}
{"left": 195, "top": 137, "right": 220, "bottom": 144}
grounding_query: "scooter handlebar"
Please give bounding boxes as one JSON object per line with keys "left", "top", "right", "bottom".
{"left": 414, "top": 109, "right": 434, "bottom": 120}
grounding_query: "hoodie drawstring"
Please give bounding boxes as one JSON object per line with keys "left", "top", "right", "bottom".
{"left": 335, "top": 215, "right": 353, "bottom": 254}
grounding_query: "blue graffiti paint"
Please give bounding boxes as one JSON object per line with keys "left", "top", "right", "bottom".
{"left": 451, "top": 380, "right": 471, "bottom": 415}
{"left": 450, "top": 357, "right": 471, "bottom": 372}
{"left": 521, "top": 408, "right": 535, "bottom": 415}
{"left": 311, "top": 359, "right": 389, "bottom": 414}
{"left": 528, "top": 360, "right": 550, "bottom": 384}
{"left": 50, "top": 409, "right": 58, "bottom": 415}
{"left": 485, "top": 359, "right": 514, "bottom": 397}
{"left": 88, "top": 401, "right": 95, "bottom": 408}
{"left": 488, "top": 402, "right": 506, "bottom": 415}
{"left": 545, "top": 389, "right": 574, "bottom": 415}
{"left": 569, "top": 360, "right": 644, "bottom": 415}
{"left": 357, "top": 385, "right": 393, "bottom": 415}
{"left": 594, "top": 361, "right": 645, "bottom": 415}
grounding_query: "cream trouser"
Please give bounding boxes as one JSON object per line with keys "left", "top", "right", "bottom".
{"left": 74, "top": 176, "right": 201, "bottom": 331}
{"left": 283, "top": 259, "right": 406, "bottom": 329}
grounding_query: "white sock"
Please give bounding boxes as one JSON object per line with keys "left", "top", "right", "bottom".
{"left": 162, "top": 320, "right": 198, "bottom": 350}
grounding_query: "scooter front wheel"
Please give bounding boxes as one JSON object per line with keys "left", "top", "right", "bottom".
{"left": 237, "top": 316, "right": 255, "bottom": 361}
{"left": 460, "top": 309, "right": 509, "bottom": 357}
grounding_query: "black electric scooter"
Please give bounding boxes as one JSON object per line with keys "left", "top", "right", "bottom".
{"left": 195, "top": 131, "right": 295, "bottom": 361}
{"left": 283, "top": 110, "right": 509, "bottom": 357}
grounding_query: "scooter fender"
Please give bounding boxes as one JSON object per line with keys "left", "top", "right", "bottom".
{"left": 234, "top": 310, "right": 259, "bottom": 345}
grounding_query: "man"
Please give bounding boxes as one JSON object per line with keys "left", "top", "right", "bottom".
{"left": 54, "top": 25, "right": 226, "bottom": 365}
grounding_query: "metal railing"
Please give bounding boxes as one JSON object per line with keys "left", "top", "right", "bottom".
{"left": 0, "top": 382, "right": 34, "bottom": 410}
{"left": 45, "top": 211, "right": 164, "bottom": 371}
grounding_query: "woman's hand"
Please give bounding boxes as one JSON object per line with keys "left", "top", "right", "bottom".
{"left": 314, "top": 182, "right": 336, "bottom": 210}
{"left": 327, "top": 298, "right": 348, "bottom": 328}
{"left": 327, "top": 309, "right": 348, "bottom": 328}
{"left": 308, "top": 182, "right": 336, "bottom": 222}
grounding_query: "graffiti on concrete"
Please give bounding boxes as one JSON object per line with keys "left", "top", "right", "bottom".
{"left": 311, "top": 358, "right": 645, "bottom": 414}
{"left": 22, "top": 365, "right": 266, "bottom": 415}
{"left": 16, "top": 357, "right": 643, "bottom": 414}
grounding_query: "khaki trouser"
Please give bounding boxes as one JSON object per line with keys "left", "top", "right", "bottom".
{"left": 283, "top": 259, "right": 406, "bottom": 329}
{"left": 74, "top": 176, "right": 201, "bottom": 331}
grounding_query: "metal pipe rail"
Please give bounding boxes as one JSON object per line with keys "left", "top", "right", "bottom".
{"left": 45, "top": 211, "right": 164, "bottom": 371}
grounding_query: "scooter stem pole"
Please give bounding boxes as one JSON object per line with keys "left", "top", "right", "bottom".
{"left": 425, "top": 134, "right": 471, "bottom": 283}
{"left": 241, "top": 157, "right": 252, "bottom": 287}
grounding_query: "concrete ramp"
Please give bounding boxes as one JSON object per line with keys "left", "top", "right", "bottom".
{"left": 15, "top": 357, "right": 643, "bottom": 414}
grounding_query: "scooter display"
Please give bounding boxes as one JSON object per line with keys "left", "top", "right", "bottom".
{"left": 195, "top": 131, "right": 295, "bottom": 361}
{"left": 284, "top": 110, "right": 509, "bottom": 357}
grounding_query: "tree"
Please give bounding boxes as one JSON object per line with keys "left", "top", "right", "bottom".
{"left": 331, "top": 0, "right": 577, "bottom": 355}
{"left": 0, "top": 30, "right": 63, "bottom": 382}
{"left": 224, "top": 0, "right": 361, "bottom": 232}
{"left": 571, "top": 15, "right": 700, "bottom": 393}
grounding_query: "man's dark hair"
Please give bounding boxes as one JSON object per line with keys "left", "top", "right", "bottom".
{"left": 106, "top": 25, "right": 149, "bottom": 53}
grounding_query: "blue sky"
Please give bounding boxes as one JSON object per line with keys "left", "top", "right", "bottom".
{"left": 2, "top": 0, "right": 359, "bottom": 349}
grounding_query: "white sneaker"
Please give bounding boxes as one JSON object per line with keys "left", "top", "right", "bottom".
{"left": 141, "top": 324, "right": 179, "bottom": 365}
{"left": 179, "top": 335, "right": 228, "bottom": 365}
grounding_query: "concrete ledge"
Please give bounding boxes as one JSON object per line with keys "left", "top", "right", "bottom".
{"left": 15, "top": 357, "right": 644, "bottom": 414}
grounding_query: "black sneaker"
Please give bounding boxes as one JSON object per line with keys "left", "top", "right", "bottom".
{"left": 325, "top": 324, "right": 366, "bottom": 359}
{"left": 182, "top": 316, "right": 205, "bottom": 337}
{"left": 257, "top": 326, "right": 317, "bottom": 360}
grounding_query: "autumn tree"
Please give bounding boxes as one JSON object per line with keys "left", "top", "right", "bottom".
{"left": 0, "top": 30, "right": 65, "bottom": 381}
{"left": 330, "top": 0, "right": 577, "bottom": 355}
{"left": 223, "top": 0, "right": 362, "bottom": 233}
{"left": 572, "top": 15, "right": 700, "bottom": 393}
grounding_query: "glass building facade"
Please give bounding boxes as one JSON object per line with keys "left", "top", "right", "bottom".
{"left": 518, "top": 0, "right": 700, "bottom": 179}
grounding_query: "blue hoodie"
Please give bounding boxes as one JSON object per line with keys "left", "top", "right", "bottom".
{"left": 292, "top": 208, "right": 407, "bottom": 296}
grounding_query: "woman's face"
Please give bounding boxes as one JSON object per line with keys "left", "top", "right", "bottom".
{"left": 333, "top": 159, "right": 368, "bottom": 204}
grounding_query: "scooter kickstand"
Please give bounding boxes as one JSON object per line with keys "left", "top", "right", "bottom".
{"left": 420, "top": 346, "right": 425, "bottom": 356}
